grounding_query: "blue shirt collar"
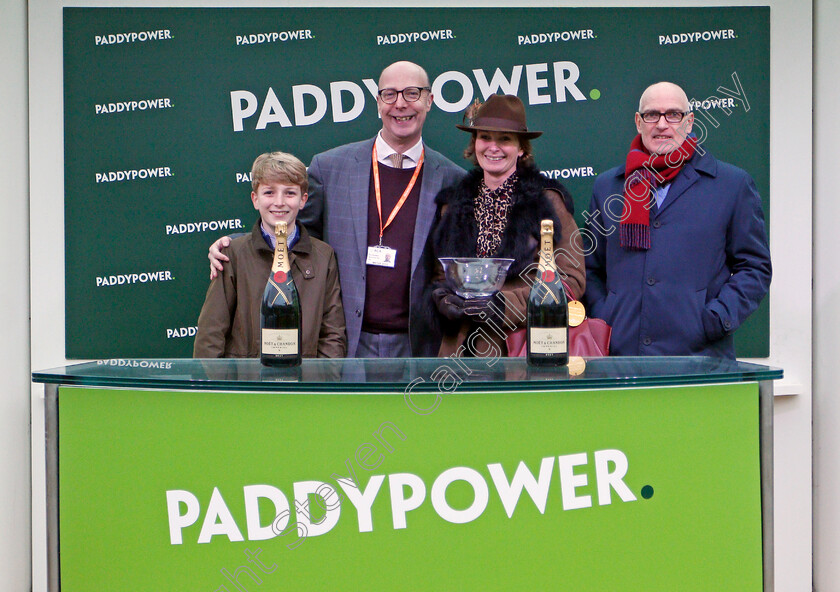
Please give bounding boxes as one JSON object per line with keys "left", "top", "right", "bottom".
{"left": 260, "top": 221, "right": 299, "bottom": 250}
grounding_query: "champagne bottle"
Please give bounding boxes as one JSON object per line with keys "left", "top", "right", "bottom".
{"left": 527, "top": 220, "right": 569, "bottom": 366}
{"left": 260, "top": 222, "right": 302, "bottom": 366}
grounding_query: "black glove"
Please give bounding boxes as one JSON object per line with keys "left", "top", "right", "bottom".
{"left": 433, "top": 288, "right": 505, "bottom": 327}
{"left": 433, "top": 287, "right": 469, "bottom": 321}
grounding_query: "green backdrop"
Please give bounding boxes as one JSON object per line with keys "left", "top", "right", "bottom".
{"left": 64, "top": 7, "right": 770, "bottom": 357}
{"left": 58, "top": 382, "right": 763, "bottom": 590}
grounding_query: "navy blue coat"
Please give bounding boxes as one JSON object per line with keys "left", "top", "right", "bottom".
{"left": 583, "top": 149, "right": 771, "bottom": 358}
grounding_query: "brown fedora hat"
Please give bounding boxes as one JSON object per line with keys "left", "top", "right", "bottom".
{"left": 455, "top": 94, "right": 542, "bottom": 139}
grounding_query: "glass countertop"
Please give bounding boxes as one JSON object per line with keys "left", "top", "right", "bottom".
{"left": 32, "top": 357, "right": 782, "bottom": 393}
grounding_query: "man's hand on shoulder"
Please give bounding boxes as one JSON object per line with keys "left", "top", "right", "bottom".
{"left": 209, "top": 236, "right": 231, "bottom": 280}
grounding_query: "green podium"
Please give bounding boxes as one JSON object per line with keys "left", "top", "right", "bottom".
{"left": 34, "top": 357, "right": 781, "bottom": 591}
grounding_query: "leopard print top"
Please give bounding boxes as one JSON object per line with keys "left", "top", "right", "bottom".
{"left": 474, "top": 173, "right": 518, "bottom": 257}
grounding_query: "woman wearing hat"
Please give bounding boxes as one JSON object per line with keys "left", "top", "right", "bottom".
{"left": 427, "top": 94, "right": 585, "bottom": 358}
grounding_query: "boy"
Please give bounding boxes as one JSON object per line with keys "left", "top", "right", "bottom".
{"left": 194, "top": 151, "right": 346, "bottom": 358}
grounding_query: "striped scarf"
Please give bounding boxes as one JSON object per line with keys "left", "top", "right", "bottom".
{"left": 621, "top": 135, "right": 697, "bottom": 250}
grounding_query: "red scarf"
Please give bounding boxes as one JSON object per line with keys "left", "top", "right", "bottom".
{"left": 620, "top": 135, "right": 697, "bottom": 250}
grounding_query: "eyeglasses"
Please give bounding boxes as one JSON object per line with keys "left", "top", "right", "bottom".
{"left": 639, "top": 110, "right": 689, "bottom": 124}
{"left": 377, "top": 87, "right": 430, "bottom": 104}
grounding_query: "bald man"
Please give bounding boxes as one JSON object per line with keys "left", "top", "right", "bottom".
{"left": 583, "top": 82, "right": 771, "bottom": 358}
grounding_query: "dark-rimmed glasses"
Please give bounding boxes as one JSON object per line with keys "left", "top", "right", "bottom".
{"left": 377, "top": 87, "right": 431, "bottom": 104}
{"left": 639, "top": 110, "right": 689, "bottom": 124}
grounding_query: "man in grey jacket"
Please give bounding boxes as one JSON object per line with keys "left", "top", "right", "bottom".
{"left": 211, "top": 61, "right": 465, "bottom": 357}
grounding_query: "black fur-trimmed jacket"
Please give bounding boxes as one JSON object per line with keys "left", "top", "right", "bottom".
{"left": 426, "top": 163, "right": 586, "bottom": 357}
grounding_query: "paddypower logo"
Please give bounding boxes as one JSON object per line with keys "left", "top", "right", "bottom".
{"left": 96, "top": 270, "right": 173, "bottom": 287}
{"left": 689, "top": 97, "right": 738, "bottom": 111}
{"left": 518, "top": 28, "right": 596, "bottom": 45}
{"left": 95, "top": 29, "right": 173, "bottom": 46}
{"left": 659, "top": 28, "right": 737, "bottom": 45}
{"left": 167, "top": 326, "right": 197, "bottom": 339}
{"left": 95, "top": 97, "right": 173, "bottom": 115}
{"left": 166, "top": 448, "right": 648, "bottom": 545}
{"left": 541, "top": 165, "right": 597, "bottom": 181}
{"left": 376, "top": 29, "right": 455, "bottom": 46}
{"left": 235, "top": 29, "right": 313, "bottom": 45}
{"left": 165, "top": 218, "right": 244, "bottom": 236}
{"left": 95, "top": 166, "right": 173, "bottom": 184}
{"left": 231, "top": 62, "right": 596, "bottom": 131}
{"left": 97, "top": 359, "right": 173, "bottom": 369}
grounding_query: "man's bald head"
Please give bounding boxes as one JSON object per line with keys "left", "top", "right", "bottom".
{"left": 634, "top": 81, "right": 694, "bottom": 155}
{"left": 378, "top": 61, "right": 430, "bottom": 88}
{"left": 638, "top": 81, "right": 690, "bottom": 113}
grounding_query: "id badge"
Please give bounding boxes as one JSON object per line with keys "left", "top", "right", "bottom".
{"left": 366, "top": 245, "right": 397, "bottom": 268}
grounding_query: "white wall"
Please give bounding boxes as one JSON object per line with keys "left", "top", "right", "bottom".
{"left": 24, "top": 1, "right": 814, "bottom": 590}
{"left": 1, "top": 0, "right": 32, "bottom": 590}
{"left": 813, "top": 0, "right": 840, "bottom": 589}
{"left": 760, "top": 3, "right": 813, "bottom": 590}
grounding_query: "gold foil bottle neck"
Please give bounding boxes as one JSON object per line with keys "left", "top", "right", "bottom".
{"left": 539, "top": 219, "right": 556, "bottom": 270}
{"left": 540, "top": 219, "right": 554, "bottom": 235}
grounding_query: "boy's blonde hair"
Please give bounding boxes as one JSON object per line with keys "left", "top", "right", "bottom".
{"left": 251, "top": 151, "right": 308, "bottom": 194}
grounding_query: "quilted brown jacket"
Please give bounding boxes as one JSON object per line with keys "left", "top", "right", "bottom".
{"left": 194, "top": 219, "right": 346, "bottom": 358}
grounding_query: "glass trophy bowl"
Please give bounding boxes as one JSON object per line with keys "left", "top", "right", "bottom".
{"left": 438, "top": 257, "right": 515, "bottom": 299}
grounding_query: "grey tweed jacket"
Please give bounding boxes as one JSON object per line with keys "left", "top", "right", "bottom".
{"left": 300, "top": 137, "right": 466, "bottom": 357}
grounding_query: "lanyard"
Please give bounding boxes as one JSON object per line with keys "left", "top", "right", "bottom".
{"left": 371, "top": 144, "right": 424, "bottom": 245}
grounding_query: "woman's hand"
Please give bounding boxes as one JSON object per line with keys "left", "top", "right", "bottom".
{"left": 433, "top": 287, "right": 468, "bottom": 320}
{"left": 208, "top": 236, "right": 231, "bottom": 280}
{"left": 433, "top": 287, "right": 505, "bottom": 325}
